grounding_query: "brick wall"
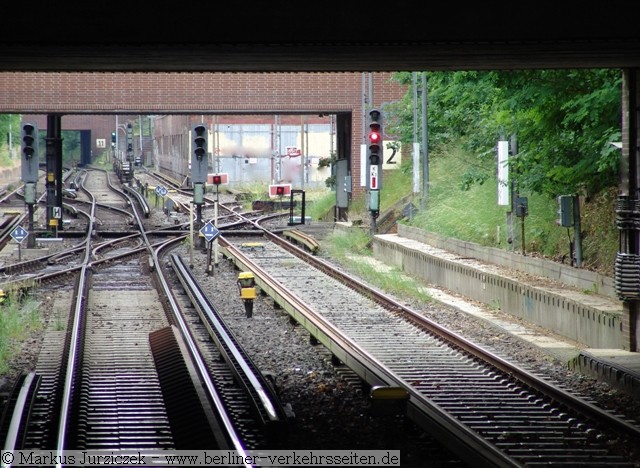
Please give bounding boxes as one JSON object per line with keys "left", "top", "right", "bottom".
{"left": 1, "top": 72, "right": 406, "bottom": 197}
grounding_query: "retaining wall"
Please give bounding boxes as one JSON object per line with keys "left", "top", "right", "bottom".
{"left": 372, "top": 227, "right": 623, "bottom": 349}
{"left": 0, "top": 164, "right": 20, "bottom": 187}
{"left": 398, "top": 225, "right": 616, "bottom": 299}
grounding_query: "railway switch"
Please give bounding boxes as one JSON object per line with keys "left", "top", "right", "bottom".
{"left": 237, "top": 272, "right": 257, "bottom": 318}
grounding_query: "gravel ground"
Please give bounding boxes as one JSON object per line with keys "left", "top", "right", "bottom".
{"left": 170, "top": 242, "right": 465, "bottom": 466}
{"left": 2, "top": 206, "right": 640, "bottom": 466}
{"left": 175, "top": 235, "right": 640, "bottom": 464}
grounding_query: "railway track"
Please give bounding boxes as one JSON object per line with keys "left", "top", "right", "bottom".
{"left": 4, "top": 166, "right": 640, "bottom": 465}
{"left": 69, "top": 253, "right": 173, "bottom": 450}
{"left": 165, "top": 253, "right": 290, "bottom": 448}
{"left": 0, "top": 169, "right": 289, "bottom": 465}
{"left": 220, "top": 231, "right": 640, "bottom": 467}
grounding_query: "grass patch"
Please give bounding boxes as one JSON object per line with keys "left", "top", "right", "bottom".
{"left": 396, "top": 145, "right": 618, "bottom": 274}
{"left": 324, "top": 229, "right": 431, "bottom": 305}
{"left": 307, "top": 191, "right": 336, "bottom": 220}
{"left": 380, "top": 159, "right": 419, "bottom": 211}
{"left": 0, "top": 292, "right": 43, "bottom": 374}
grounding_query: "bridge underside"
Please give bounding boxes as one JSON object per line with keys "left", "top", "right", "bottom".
{"left": 2, "top": 41, "right": 639, "bottom": 73}
{"left": 1, "top": 2, "right": 639, "bottom": 72}
{"left": 1, "top": 2, "right": 639, "bottom": 351}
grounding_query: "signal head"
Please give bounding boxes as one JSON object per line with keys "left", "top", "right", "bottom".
{"left": 193, "top": 125, "right": 208, "bottom": 161}
{"left": 22, "top": 123, "right": 37, "bottom": 158}
{"left": 194, "top": 147, "right": 206, "bottom": 159}
{"left": 367, "top": 108, "right": 383, "bottom": 157}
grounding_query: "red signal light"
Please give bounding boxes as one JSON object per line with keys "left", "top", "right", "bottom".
{"left": 212, "top": 175, "right": 222, "bottom": 185}
{"left": 369, "top": 131, "right": 380, "bottom": 143}
{"left": 276, "top": 186, "right": 285, "bottom": 196}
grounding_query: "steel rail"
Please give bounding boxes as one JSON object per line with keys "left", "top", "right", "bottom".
{"left": 54, "top": 181, "right": 96, "bottom": 467}
{"left": 170, "top": 253, "right": 286, "bottom": 431}
{"left": 263, "top": 230, "right": 640, "bottom": 441}
{"left": 220, "top": 237, "right": 516, "bottom": 467}
{"left": 152, "top": 238, "right": 253, "bottom": 467}
{"left": 0, "top": 372, "right": 40, "bottom": 462}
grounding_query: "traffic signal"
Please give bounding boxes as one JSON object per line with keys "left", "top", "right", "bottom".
{"left": 126, "top": 123, "right": 133, "bottom": 153}
{"left": 22, "top": 123, "right": 37, "bottom": 158}
{"left": 269, "top": 184, "right": 291, "bottom": 198}
{"left": 367, "top": 109, "right": 383, "bottom": 167}
{"left": 193, "top": 124, "right": 207, "bottom": 161}
{"left": 191, "top": 124, "right": 208, "bottom": 184}
{"left": 366, "top": 109, "right": 383, "bottom": 216}
{"left": 21, "top": 123, "right": 39, "bottom": 183}
{"left": 212, "top": 174, "right": 222, "bottom": 185}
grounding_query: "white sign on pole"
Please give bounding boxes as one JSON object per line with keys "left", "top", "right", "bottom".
{"left": 360, "top": 144, "right": 367, "bottom": 187}
{"left": 497, "top": 140, "right": 510, "bottom": 206}
{"left": 413, "top": 142, "right": 420, "bottom": 194}
{"left": 370, "top": 165, "right": 379, "bottom": 190}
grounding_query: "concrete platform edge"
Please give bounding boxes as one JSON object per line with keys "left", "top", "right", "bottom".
{"left": 571, "top": 350, "right": 640, "bottom": 399}
{"left": 334, "top": 222, "right": 640, "bottom": 400}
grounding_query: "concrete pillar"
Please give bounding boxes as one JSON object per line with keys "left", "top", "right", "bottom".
{"left": 620, "top": 69, "right": 640, "bottom": 351}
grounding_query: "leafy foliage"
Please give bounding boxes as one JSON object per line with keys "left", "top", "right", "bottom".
{"left": 0, "top": 115, "right": 21, "bottom": 165}
{"left": 493, "top": 69, "right": 621, "bottom": 198}
{"left": 390, "top": 69, "right": 622, "bottom": 200}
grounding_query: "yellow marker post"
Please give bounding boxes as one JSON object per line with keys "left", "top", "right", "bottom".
{"left": 237, "top": 272, "right": 256, "bottom": 318}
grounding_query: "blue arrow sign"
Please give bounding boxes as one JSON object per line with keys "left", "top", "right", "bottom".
{"left": 10, "top": 226, "right": 29, "bottom": 244}
{"left": 200, "top": 222, "right": 220, "bottom": 242}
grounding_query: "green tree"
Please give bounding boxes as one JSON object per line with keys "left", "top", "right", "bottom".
{"left": 0, "top": 115, "right": 21, "bottom": 165}
{"left": 390, "top": 69, "right": 622, "bottom": 199}
{"left": 493, "top": 69, "right": 621, "bottom": 198}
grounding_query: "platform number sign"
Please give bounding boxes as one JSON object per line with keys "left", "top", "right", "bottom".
{"left": 383, "top": 141, "right": 401, "bottom": 169}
